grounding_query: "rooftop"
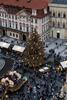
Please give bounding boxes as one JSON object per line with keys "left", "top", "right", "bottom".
{"left": 0, "top": 0, "right": 48, "bottom": 9}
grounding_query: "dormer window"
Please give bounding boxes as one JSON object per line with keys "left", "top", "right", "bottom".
{"left": 44, "top": 8, "right": 47, "bottom": 14}
{"left": 27, "top": 0, "right": 31, "bottom": 3}
{"left": 32, "top": 9, "right": 37, "bottom": 16}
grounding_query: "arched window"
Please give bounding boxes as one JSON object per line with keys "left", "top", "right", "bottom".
{"left": 20, "top": 23, "right": 22, "bottom": 30}
{"left": 23, "top": 34, "right": 26, "bottom": 41}
{"left": 63, "top": 23, "right": 65, "bottom": 28}
{"left": 53, "top": 21, "right": 55, "bottom": 27}
{"left": 16, "top": 22, "right": 18, "bottom": 29}
{"left": 10, "top": 33, "right": 12, "bottom": 36}
{"left": 53, "top": 12, "right": 55, "bottom": 17}
{"left": 9, "top": 21, "right": 11, "bottom": 27}
{"left": 13, "top": 33, "right": 15, "bottom": 37}
{"left": 63, "top": 13, "right": 66, "bottom": 18}
{"left": 58, "top": 13, "right": 60, "bottom": 17}
{"left": 47, "top": 6, "right": 49, "bottom": 12}
{"left": 58, "top": 22, "right": 60, "bottom": 28}
{"left": 16, "top": 34, "right": 18, "bottom": 38}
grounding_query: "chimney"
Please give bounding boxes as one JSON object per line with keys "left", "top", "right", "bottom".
{"left": 27, "top": 0, "right": 31, "bottom": 3}
{"left": 16, "top": 0, "right": 19, "bottom": 1}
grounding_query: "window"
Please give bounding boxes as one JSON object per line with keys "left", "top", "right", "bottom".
{"left": 23, "top": 16, "right": 25, "bottom": 19}
{"left": 35, "top": 19, "right": 37, "bottom": 23}
{"left": 58, "top": 22, "right": 60, "bottom": 28}
{"left": 26, "top": 24, "right": 29, "bottom": 32}
{"left": 26, "top": 17, "right": 28, "bottom": 22}
{"left": 5, "top": 21, "right": 7, "bottom": 27}
{"left": 4, "top": 13, "right": 6, "bottom": 18}
{"left": 13, "top": 33, "right": 15, "bottom": 37}
{"left": 32, "top": 9, "right": 37, "bottom": 16}
{"left": 16, "top": 34, "right": 18, "bottom": 38}
{"left": 9, "top": 21, "right": 11, "bottom": 27}
{"left": 42, "top": 18, "right": 44, "bottom": 23}
{"left": 0, "top": 12, "right": 1, "bottom": 16}
{"left": 10, "top": 33, "right": 12, "bottom": 36}
{"left": 53, "top": 12, "right": 55, "bottom": 17}
{"left": 9, "top": 14, "right": 11, "bottom": 18}
{"left": 46, "top": 24, "right": 49, "bottom": 30}
{"left": 63, "top": 23, "right": 65, "bottom": 28}
{"left": 16, "top": 22, "right": 18, "bottom": 29}
{"left": 12, "top": 15, "right": 14, "bottom": 19}
{"left": 23, "top": 23, "right": 25, "bottom": 31}
{"left": 42, "top": 25, "right": 44, "bottom": 33}
{"left": 15, "top": 15, "right": 17, "bottom": 20}
{"left": 53, "top": 21, "right": 55, "bottom": 27}
{"left": 5, "top": 13, "right": 7, "bottom": 18}
{"left": 44, "top": 9, "right": 47, "bottom": 14}
{"left": 31, "top": 18, "right": 33, "bottom": 23}
{"left": 44, "top": 25, "right": 45, "bottom": 32}
{"left": 12, "top": 21, "right": 14, "bottom": 28}
{"left": 31, "top": 25, "right": 33, "bottom": 32}
{"left": 0, "top": 18, "right": 2, "bottom": 26}
{"left": 20, "top": 23, "right": 22, "bottom": 30}
{"left": 2, "top": 12, "right": 4, "bottom": 17}
{"left": 63, "top": 13, "right": 66, "bottom": 18}
{"left": 58, "top": 13, "right": 60, "bottom": 17}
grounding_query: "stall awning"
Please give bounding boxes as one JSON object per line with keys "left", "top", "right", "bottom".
{"left": 63, "top": 43, "right": 67, "bottom": 46}
{"left": 39, "top": 67, "right": 49, "bottom": 73}
{"left": 12, "top": 45, "right": 25, "bottom": 53}
{"left": 0, "top": 42, "right": 10, "bottom": 49}
{"left": 60, "top": 61, "right": 67, "bottom": 69}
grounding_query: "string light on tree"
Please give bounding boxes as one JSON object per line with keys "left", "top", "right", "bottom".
{"left": 23, "top": 29, "right": 45, "bottom": 68}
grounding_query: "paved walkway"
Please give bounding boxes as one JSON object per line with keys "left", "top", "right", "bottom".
{"left": 45, "top": 38, "right": 67, "bottom": 58}
{"left": 0, "top": 58, "right": 14, "bottom": 77}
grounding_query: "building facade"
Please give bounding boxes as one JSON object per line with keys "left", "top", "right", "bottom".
{"left": 0, "top": 0, "right": 67, "bottom": 41}
{"left": 49, "top": 0, "right": 67, "bottom": 39}
{"left": 0, "top": 0, "right": 50, "bottom": 42}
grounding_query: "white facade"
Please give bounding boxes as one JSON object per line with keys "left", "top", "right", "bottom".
{"left": 1, "top": 1, "right": 67, "bottom": 41}
{"left": 0, "top": 6, "right": 50, "bottom": 42}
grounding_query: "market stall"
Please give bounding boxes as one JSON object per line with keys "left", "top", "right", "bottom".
{"left": 12, "top": 45, "right": 25, "bottom": 53}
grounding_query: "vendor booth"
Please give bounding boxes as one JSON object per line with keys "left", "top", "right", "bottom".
{"left": 0, "top": 42, "right": 10, "bottom": 49}
{"left": 12, "top": 45, "right": 25, "bottom": 53}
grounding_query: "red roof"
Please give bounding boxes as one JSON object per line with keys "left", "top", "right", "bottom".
{"left": 0, "top": 0, "right": 48, "bottom": 9}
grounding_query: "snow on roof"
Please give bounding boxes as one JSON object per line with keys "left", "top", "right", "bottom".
{"left": 12, "top": 45, "right": 25, "bottom": 53}
{"left": 60, "top": 61, "right": 67, "bottom": 69}
{"left": 0, "top": 42, "right": 10, "bottom": 48}
{"left": 39, "top": 67, "right": 49, "bottom": 72}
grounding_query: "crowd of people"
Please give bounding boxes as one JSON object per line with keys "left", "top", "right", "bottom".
{"left": 0, "top": 38, "right": 66, "bottom": 100}
{"left": 0, "top": 48, "right": 66, "bottom": 100}
{"left": 6, "top": 62, "right": 66, "bottom": 100}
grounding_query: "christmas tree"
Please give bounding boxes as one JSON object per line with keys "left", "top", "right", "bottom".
{"left": 23, "top": 30, "right": 45, "bottom": 68}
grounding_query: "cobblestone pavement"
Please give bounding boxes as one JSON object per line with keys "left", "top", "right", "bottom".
{"left": 4, "top": 65, "right": 66, "bottom": 100}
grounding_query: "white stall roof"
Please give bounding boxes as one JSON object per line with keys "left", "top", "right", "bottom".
{"left": 60, "top": 61, "right": 67, "bottom": 69}
{"left": 63, "top": 43, "right": 67, "bottom": 46}
{"left": 43, "top": 67, "right": 49, "bottom": 70}
{"left": 39, "top": 67, "right": 49, "bottom": 73}
{"left": 12, "top": 45, "right": 25, "bottom": 53}
{"left": 39, "top": 69, "right": 44, "bottom": 72}
{"left": 0, "top": 42, "right": 10, "bottom": 48}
